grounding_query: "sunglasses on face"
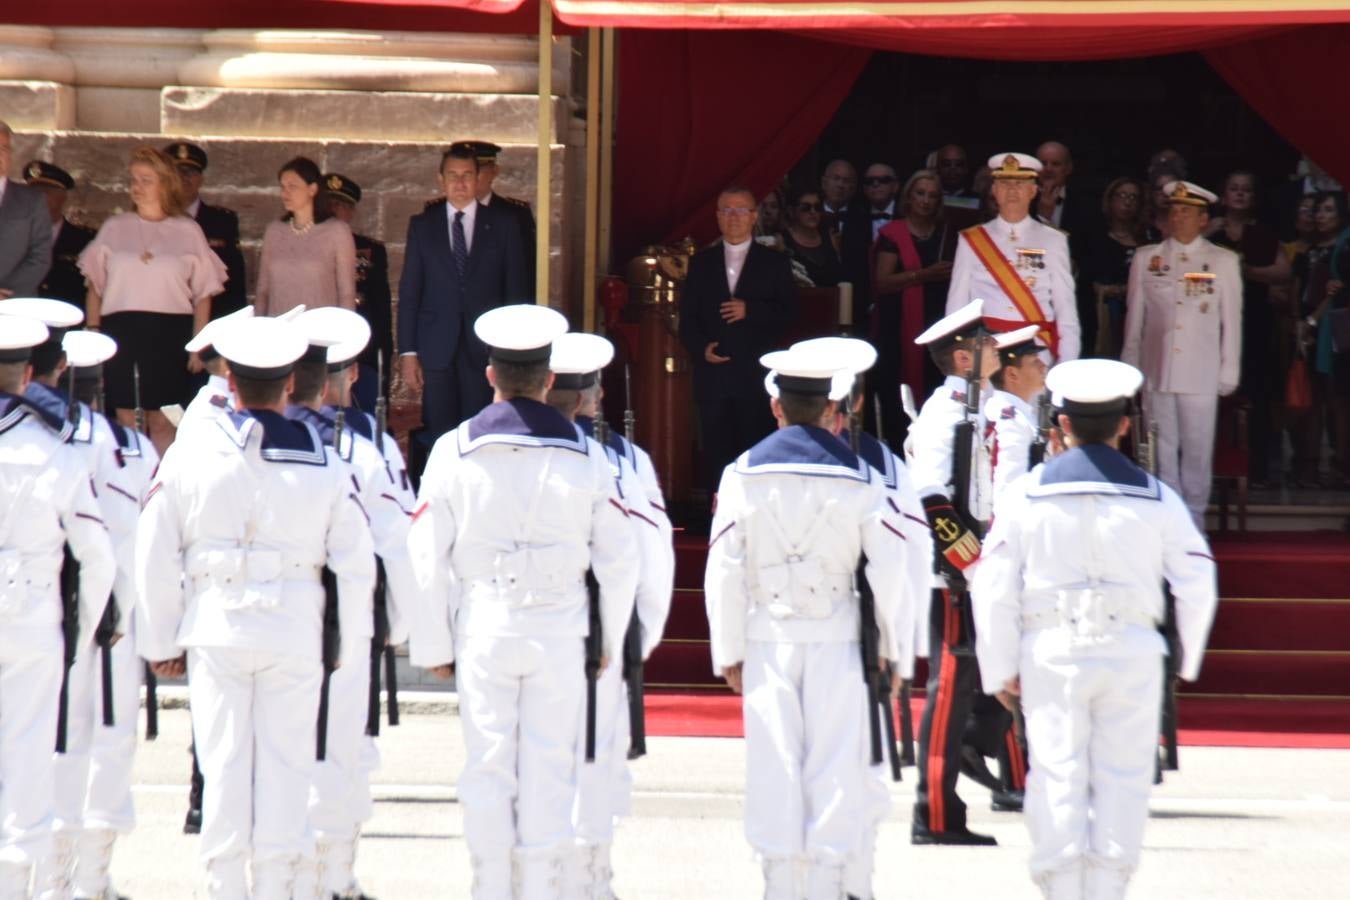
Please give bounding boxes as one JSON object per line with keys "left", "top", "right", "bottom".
{"left": 797, "top": 202, "right": 822, "bottom": 213}
{"left": 863, "top": 176, "right": 897, "bottom": 186}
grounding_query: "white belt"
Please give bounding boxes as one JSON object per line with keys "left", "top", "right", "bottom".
{"left": 1020, "top": 607, "right": 1156, "bottom": 631}
{"left": 1020, "top": 586, "right": 1157, "bottom": 638}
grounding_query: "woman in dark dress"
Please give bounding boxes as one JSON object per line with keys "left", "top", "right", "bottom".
{"left": 779, "top": 185, "right": 842, "bottom": 287}
{"left": 1205, "top": 171, "right": 1291, "bottom": 484}
{"left": 1080, "top": 176, "right": 1147, "bottom": 359}
{"left": 872, "top": 168, "right": 957, "bottom": 447}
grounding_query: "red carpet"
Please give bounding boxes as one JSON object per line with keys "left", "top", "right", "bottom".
{"left": 644, "top": 693, "right": 1350, "bottom": 748}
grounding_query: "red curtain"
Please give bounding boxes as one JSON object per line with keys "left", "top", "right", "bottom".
{"left": 612, "top": 29, "right": 869, "bottom": 262}
{"left": 1205, "top": 26, "right": 1350, "bottom": 187}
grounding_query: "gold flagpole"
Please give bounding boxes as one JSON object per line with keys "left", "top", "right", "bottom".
{"left": 582, "top": 28, "right": 602, "bottom": 330}
{"left": 536, "top": 0, "right": 554, "bottom": 306}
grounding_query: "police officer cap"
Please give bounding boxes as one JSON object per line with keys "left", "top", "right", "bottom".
{"left": 323, "top": 173, "right": 361, "bottom": 205}
{"left": 164, "top": 141, "right": 208, "bottom": 171}
{"left": 23, "top": 160, "right": 74, "bottom": 190}
{"left": 1046, "top": 359, "right": 1144, "bottom": 417}
{"left": 212, "top": 317, "right": 308, "bottom": 381}
{"left": 988, "top": 152, "right": 1042, "bottom": 180}
{"left": 0, "top": 315, "right": 50, "bottom": 363}
{"left": 1162, "top": 181, "right": 1217, "bottom": 208}
{"left": 474, "top": 304, "right": 569, "bottom": 364}
{"left": 994, "top": 324, "right": 1042, "bottom": 366}
{"left": 467, "top": 141, "right": 503, "bottom": 164}
{"left": 760, "top": 344, "right": 851, "bottom": 398}
{"left": 185, "top": 306, "right": 255, "bottom": 363}
{"left": 914, "top": 299, "right": 985, "bottom": 350}
{"left": 62, "top": 330, "right": 118, "bottom": 381}
{"left": 293, "top": 307, "right": 371, "bottom": 371}
{"left": 550, "top": 332, "right": 614, "bottom": 390}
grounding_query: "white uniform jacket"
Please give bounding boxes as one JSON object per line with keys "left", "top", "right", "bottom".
{"left": 135, "top": 408, "right": 376, "bottom": 664}
{"left": 99, "top": 418, "right": 160, "bottom": 626}
{"left": 177, "top": 373, "right": 235, "bottom": 439}
{"left": 407, "top": 398, "right": 639, "bottom": 669}
{"left": 970, "top": 444, "right": 1219, "bottom": 693}
{"left": 704, "top": 425, "right": 915, "bottom": 678}
{"left": 907, "top": 375, "right": 993, "bottom": 524}
{"left": 984, "top": 390, "right": 1038, "bottom": 518}
{"left": 580, "top": 416, "right": 675, "bottom": 660}
{"left": 0, "top": 393, "right": 116, "bottom": 648}
{"left": 1121, "top": 236, "right": 1243, "bottom": 395}
{"left": 947, "top": 216, "right": 1081, "bottom": 361}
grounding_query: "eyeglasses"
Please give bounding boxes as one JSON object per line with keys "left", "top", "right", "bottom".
{"left": 718, "top": 207, "right": 755, "bottom": 217}
{"left": 863, "top": 176, "right": 897, "bottom": 187}
{"left": 797, "top": 202, "right": 822, "bottom": 213}
{"left": 1113, "top": 191, "right": 1141, "bottom": 203}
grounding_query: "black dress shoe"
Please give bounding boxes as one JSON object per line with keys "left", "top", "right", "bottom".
{"left": 959, "top": 745, "right": 1001, "bottom": 792}
{"left": 183, "top": 808, "right": 202, "bottom": 835}
{"left": 911, "top": 824, "right": 998, "bottom": 846}
{"left": 991, "top": 788, "right": 1024, "bottom": 812}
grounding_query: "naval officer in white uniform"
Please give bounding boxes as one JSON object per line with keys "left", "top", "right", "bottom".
{"left": 971, "top": 359, "right": 1219, "bottom": 900}
{"left": 947, "top": 153, "right": 1080, "bottom": 362}
{"left": 1121, "top": 180, "right": 1242, "bottom": 528}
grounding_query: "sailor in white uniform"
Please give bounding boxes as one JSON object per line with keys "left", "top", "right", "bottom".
{"left": 985, "top": 324, "right": 1048, "bottom": 516}
{"left": 407, "top": 305, "right": 639, "bottom": 900}
{"left": 791, "top": 335, "right": 933, "bottom": 900}
{"left": 704, "top": 342, "right": 913, "bottom": 899}
{"left": 173, "top": 306, "right": 255, "bottom": 437}
{"left": 135, "top": 315, "right": 376, "bottom": 900}
{"left": 1121, "top": 180, "right": 1242, "bottom": 528}
{"left": 546, "top": 332, "right": 674, "bottom": 900}
{"left": 0, "top": 315, "right": 116, "bottom": 900}
{"left": 285, "top": 307, "right": 418, "bottom": 900}
{"left": 971, "top": 359, "right": 1219, "bottom": 900}
{"left": 947, "top": 153, "right": 1080, "bottom": 361}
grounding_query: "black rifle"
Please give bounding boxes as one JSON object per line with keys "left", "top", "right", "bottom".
{"left": 1141, "top": 418, "right": 1181, "bottom": 772}
{"left": 872, "top": 392, "right": 915, "bottom": 767}
{"left": 945, "top": 327, "right": 986, "bottom": 657}
{"left": 850, "top": 392, "right": 901, "bottom": 782}
{"left": 134, "top": 363, "right": 159, "bottom": 740}
{"left": 1029, "top": 392, "right": 1053, "bottom": 468}
{"left": 56, "top": 366, "right": 83, "bottom": 753}
{"left": 94, "top": 596, "right": 118, "bottom": 727}
{"left": 317, "top": 411, "right": 346, "bottom": 761}
{"left": 367, "top": 559, "right": 393, "bottom": 737}
{"left": 619, "top": 365, "right": 647, "bottom": 760}
{"left": 582, "top": 414, "right": 612, "bottom": 764}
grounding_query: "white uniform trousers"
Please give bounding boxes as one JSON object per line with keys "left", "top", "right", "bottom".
{"left": 1021, "top": 627, "right": 1164, "bottom": 897}
{"left": 1145, "top": 390, "right": 1218, "bottom": 528}
{"left": 0, "top": 625, "right": 64, "bottom": 870}
{"left": 573, "top": 661, "right": 632, "bottom": 846}
{"left": 457, "top": 635, "right": 585, "bottom": 900}
{"left": 743, "top": 640, "right": 872, "bottom": 899}
{"left": 308, "top": 648, "right": 376, "bottom": 894}
{"left": 188, "top": 646, "right": 323, "bottom": 896}
{"left": 843, "top": 760, "right": 891, "bottom": 900}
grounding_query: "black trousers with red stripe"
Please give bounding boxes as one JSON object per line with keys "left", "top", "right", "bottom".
{"left": 965, "top": 694, "right": 1028, "bottom": 791}
{"left": 913, "top": 587, "right": 982, "bottom": 833}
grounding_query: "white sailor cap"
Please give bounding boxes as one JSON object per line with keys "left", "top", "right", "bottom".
{"left": 1161, "top": 181, "right": 1217, "bottom": 208}
{"left": 293, "top": 308, "right": 372, "bottom": 372}
{"left": 914, "top": 299, "right": 986, "bottom": 349}
{"left": 212, "top": 317, "right": 308, "bottom": 381}
{"left": 791, "top": 336, "right": 877, "bottom": 374}
{"left": 760, "top": 344, "right": 851, "bottom": 398}
{"left": 62, "top": 330, "right": 118, "bottom": 379}
{"left": 474, "top": 304, "right": 569, "bottom": 364}
{"left": 550, "top": 332, "right": 614, "bottom": 390}
{"left": 993, "top": 324, "right": 1043, "bottom": 365}
{"left": 185, "top": 306, "right": 254, "bottom": 359}
{"left": 0, "top": 315, "right": 50, "bottom": 363}
{"left": 988, "top": 152, "right": 1042, "bottom": 180}
{"left": 0, "top": 297, "right": 84, "bottom": 332}
{"left": 1046, "top": 359, "right": 1144, "bottom": 416}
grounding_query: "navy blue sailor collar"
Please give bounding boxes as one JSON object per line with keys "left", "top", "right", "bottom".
{"left": 217, "top": 407, "right": 327, "bottom": 466}
{"left": 284, "top": 405, "right": 356, "bottom": 462}
{"left": 739, "top": 424, "right": 870, "bottom": 482}
{"left": 846, "top": 429, "right": 897, "bottom": 490}
{"left": 0, "top": 391, "right": 33, "bottom": 436}
{"left": 102, "top": 413, "right": 143, "bottom": 458}
{"left": 575, "top": 414, "right": 632, "bottom": 464}
{"left": 459, "top": 397, "right": 587, "bottom": 456}
{"left": 1027, "top": 443, "right": 1160, "bottom": 501}
{"left": 20, "top": 382, "right": 77, "bottom": 442}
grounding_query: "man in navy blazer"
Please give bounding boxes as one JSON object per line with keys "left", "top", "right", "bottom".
{"left": 0, "top": 122, "right": 53, "bottom": 299}
{"left": 399, "top": 143, "right": 529, "bottom": 446}
{"left": 679, "top": 186, "right": 798, "bottom": 494}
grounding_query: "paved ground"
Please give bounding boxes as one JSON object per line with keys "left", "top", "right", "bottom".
{"left": 109, "top": 703, "right": 1350, "bottom": 898}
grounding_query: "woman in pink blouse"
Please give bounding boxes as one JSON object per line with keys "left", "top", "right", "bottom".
{"left": 254, "top": 156, "right": 357, "bottom": 317}
{"left": 80, "top": 145, "right": 225, "bottom": 452}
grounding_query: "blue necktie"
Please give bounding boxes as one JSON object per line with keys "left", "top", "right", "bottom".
{"left": 452, "top": 210, "right": 468, "bottom": 280}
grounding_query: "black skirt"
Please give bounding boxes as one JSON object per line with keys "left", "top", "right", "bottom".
{"left": 102, "top": 311, "right": 195, "bottom": 410}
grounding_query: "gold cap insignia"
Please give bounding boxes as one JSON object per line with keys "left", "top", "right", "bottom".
{"left": 1000, "top": 155, "right": 1020, "bottom": 174}
{"left": 1173, "top": 183, "right": 1189, "bottom": 199}
{"left": 327, "top": 175, "right": 343, "bottom": 190}
{"left": 176, "top": 144, "right": 189, "bottom": 160}
{"left": 27, "top": 162, "right": 41, "bottom": 178}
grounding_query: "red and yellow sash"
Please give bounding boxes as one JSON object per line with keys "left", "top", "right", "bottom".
{"left": 962, "top": 225, "right": 1059, "bottom": 357}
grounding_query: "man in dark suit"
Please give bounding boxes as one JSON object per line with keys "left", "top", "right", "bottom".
{"left": 1035, "top": 141, "right": 1101, "bottom": 354}
{"left": 23, "top": 160, "right": 95, "bottom": 308}
{"left": 164, "top": 141, "right": 248, "bottom": 319}
{"left": 324, "top": 172, "right": 392, "bottom": 411}
{"left": 468, "top": 140, "right": 538, "bottom": 298}
{"left": 399, "top": 142, "right": 530, "bottom": 449}
{"left": 0, "top": 121, "right": 52, "bottom": 299}
{"left": 839, "top": 162, "right": 900, "bottom": 329}
{"left": 679, "top": 186, "right": 798, "bottom": 495}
